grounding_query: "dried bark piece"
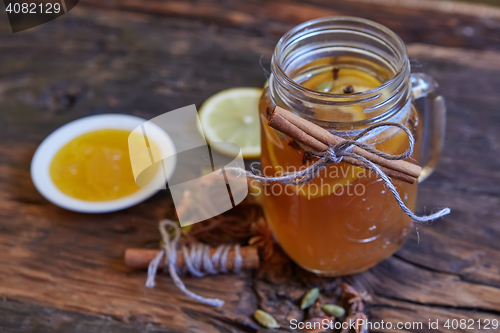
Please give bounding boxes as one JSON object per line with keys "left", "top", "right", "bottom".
{"left": 249, "top": 218, "right": 274, "bottom": 261}
{"left": 179, "top": 195, "right": 261, "bottom": 247}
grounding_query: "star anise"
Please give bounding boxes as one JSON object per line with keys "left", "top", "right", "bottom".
{"left": 340, "top": 312, "right": 368, "bottom": 333}
{"left": 341, "top": 283, "right": 372, "bottom": 313}
{"left": 307, "top": 301, "right": 326, "bottom": 320}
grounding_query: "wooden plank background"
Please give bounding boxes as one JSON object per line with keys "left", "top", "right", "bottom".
{"left": 0, "top": 0, "right": 499, "bottom": 332}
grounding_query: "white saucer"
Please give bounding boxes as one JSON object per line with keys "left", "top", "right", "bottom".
{"left": 31, "top": 114, "right": 176, "bottom": 213}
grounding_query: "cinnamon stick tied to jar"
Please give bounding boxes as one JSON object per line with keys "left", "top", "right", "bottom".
{"left": 268, "top": 106, "right": 421, "bottom": 184}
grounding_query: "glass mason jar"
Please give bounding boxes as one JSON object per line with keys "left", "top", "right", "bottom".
{"left": 258, "top": 17, "right": 446, "bottom": 276}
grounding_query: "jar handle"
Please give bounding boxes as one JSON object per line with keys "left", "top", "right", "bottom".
{"left": 410, "top": 73, "right": 447, "bottom": 183}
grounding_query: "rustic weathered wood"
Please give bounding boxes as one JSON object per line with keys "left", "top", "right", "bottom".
{"left": 0, "top": 299, "right": 171, "bottom": 333}
{"left": 0, "top": 1, "right": 500, "bottom": 332}
{"left": 80, "top": 0, "right": 500, "bottom": 51}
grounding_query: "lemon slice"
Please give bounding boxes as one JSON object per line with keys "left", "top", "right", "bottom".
{"left": 199, "top": 87, "right": 262, "bottom": 158}
{"left": 310, "top": 68, "right": 384, "bottom": 122}
{"left": 325, "top": 69, "right": 382, "bottom": 95}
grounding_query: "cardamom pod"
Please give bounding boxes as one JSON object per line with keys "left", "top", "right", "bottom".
{"left": 300, "top": 288, "right": 320, "bottom": 309}
{"left": 315, "top": 81, "right": 334, "bottom": 93}
{"left": 321, "top": 304, "right": 345, "bottom": 318}
{"left": 254, "top": 309, "right": 280, "bottom": 329}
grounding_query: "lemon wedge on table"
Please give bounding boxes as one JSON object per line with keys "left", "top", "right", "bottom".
{"left": 198, "top": 87, "right": 262, "bottom": 158}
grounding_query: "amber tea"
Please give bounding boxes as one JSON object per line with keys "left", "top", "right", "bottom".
{"left": 255, "top": 17, "right": 445, "bottom": 276}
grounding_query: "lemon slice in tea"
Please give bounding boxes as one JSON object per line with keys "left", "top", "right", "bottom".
{"left": 199, "top": 87, "right": 262, "bottom": 158}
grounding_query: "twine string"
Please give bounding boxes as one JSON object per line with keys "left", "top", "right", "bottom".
{"left": 226, "top": 121, "right": 450, "bottom": 223}
{"left": 146, "top": 220, "right": 242, "bottom": 307}
{"left": 145, "top": 123, "right": 450, "bottom": 308}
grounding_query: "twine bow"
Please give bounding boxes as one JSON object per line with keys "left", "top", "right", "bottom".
{"left": 146, "top": 220, "right": 242, "bottom": 307}
{"left": 228, "top": 122, "right": 450, "bottom": 223}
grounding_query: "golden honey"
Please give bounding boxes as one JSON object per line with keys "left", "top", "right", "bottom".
{"left": 50, "top": 129, "right": 145, "bottom": 201}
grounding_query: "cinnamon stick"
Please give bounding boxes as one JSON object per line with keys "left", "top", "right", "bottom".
{"left": 268, "top": 106, "right": 421, "bottom": 184}
{"left": 125, "top": 246, "right": 260, "bottom": 270}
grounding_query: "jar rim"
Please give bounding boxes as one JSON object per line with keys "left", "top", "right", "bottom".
{"left": 272, "top": 16, "right": 408, "bottom": 101}
{"left": 269, "top": 16, "right": 412, "bottom": 128}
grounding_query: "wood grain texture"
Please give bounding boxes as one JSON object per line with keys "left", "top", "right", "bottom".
{"left": 79, "top": 0, "right": 500, "bottom": 51}
{"left": 0, "top": 299, "right": 170, "bottom": 333}
{"left": 0, "top": 2, "right": 499, "bottom": 333}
